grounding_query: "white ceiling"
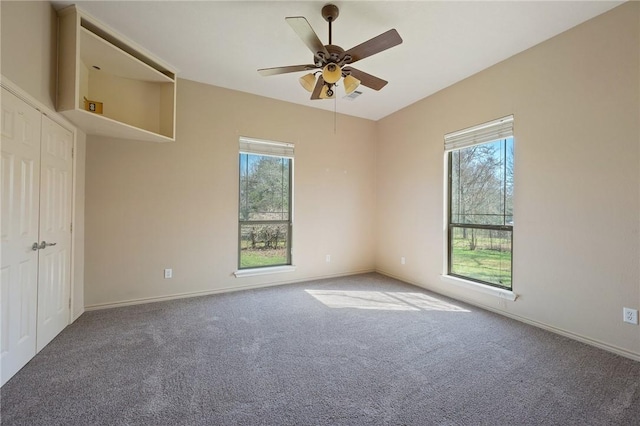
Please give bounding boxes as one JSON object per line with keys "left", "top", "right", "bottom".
{"left": 52, "top": 1, "right": 623, "bottom": 121}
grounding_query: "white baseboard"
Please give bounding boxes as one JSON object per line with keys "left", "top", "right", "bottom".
{"left": 376, "top": 269, "right": 640, "bottom": 363}
{"left": 84, "top": 269, "right": 376, "bottom": 311}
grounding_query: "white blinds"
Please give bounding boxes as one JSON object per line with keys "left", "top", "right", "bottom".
{"left": 444, "top": 115, "right": 513, "bottom": 151}
{"left": 239, "top": 137, "right": 294, "bottom": 158}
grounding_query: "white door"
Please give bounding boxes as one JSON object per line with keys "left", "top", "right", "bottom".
{"left": 36, "top": 115, "right": 72, "bottom": 351}
{"left": 1, "top": 88, "right": 42, "bottom": 386}
{"left": 1, "top": 89, "right": 73, "bottom": 386}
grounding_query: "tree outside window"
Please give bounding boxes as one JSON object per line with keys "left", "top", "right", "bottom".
{"left": 239, "top": 153, "right": 292, "bottom": 269}
{"left": 448, "top": 137, "right": 513, "bottom": 289}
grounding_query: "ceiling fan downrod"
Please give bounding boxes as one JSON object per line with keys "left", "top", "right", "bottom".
{"left": 322, "top": 4, "right": 339, "bottom": 45}
{"left": 329, "top": 19, "right": 332, "bottom": 45}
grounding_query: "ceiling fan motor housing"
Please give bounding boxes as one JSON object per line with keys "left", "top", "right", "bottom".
{"left": 316, "top": 45, "right": 351, "bottom": 67}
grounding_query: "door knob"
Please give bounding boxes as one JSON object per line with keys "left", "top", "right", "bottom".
{"left": 32, "top": 242, "right": 40, "bottom": 251}
{"left": 38, "top": 241, "right": 57, "bottom": 249}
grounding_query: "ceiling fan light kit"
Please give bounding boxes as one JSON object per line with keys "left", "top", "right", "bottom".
{"left": 299, "top": 73, "right": 317, "bottom": 92}
{"left": 322, "top": 63, "right": 342, "bottom": 84}
{"left": 343, "top": 74, "right": 361, "bottom": 95}
{"left": 258, "top": 4, "right": 403, "bottom": 101}
{"left": 319, "top": 84, "right": 335, "bottom": 99}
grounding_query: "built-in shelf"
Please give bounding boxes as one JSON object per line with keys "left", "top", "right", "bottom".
{"left": 57, "top": 5, "right": 177, "bottom": 143}
{"left": 80, "top": 28, "right": 173, "bottom": 84}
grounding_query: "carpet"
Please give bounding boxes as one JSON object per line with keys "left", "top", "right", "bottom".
{"left": 1, "top": 273, "right": 639, "bottom": 425}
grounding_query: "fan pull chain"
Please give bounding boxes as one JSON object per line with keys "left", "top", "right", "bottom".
{"left": 334, "top": 96, "right": 337, "bottom": 134}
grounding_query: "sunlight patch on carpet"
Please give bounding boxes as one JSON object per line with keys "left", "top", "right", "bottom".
{"left": 305, "top": 290, "right": 471, "bottom": 312}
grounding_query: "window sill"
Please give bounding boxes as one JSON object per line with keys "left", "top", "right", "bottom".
{"left": 440, "top": 275, "right": 517, "bottom": 301}
{"left": 234, "top": 265, "right": 296, "bottom": 278}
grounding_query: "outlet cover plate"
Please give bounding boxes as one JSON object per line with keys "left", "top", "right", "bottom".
{"left": 623, "top": 307, "right": 638, "bottom": 325}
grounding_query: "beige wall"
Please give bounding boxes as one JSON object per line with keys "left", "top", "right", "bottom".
{"left": 376, "top": 3, "right": 640, "bottom": 358}
{"left": 4, "top": 0, "right": 637, "bottom": 358}
{"left": 84, "top": 80, "right": 377, "bottom": 307}
{"left": 0, "top": 1, "right": 58, "bottom": 111}
{"left": 1, "top": 0, "right": 86, "bottom": 318}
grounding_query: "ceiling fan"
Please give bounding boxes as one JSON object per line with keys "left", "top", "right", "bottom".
{"left": 258, "top": 4, "right": 403, "bottom": 100}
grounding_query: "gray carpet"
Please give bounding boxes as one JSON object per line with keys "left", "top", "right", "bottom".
{"left": 1, "top": 273, "right": 639, "bottom": 425}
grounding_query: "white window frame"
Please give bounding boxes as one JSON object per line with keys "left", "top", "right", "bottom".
{"left": 442, "top": 116, "right": 517, "bottom": 301}
{"left": 235, "top": 137, "right": 296, "bottom": 277}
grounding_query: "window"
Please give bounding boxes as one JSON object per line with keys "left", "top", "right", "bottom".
{"left": 445, "top": 116, "right": 514, "bottom": 289}
{"left": 238, "top": 137, "right": 293, "bottom": 269}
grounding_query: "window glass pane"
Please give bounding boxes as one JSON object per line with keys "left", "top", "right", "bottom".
{"left": 240, "top": 223, "right": 289, "bottom": 268}
{"left": 239, "top": 154, "right": 290, "bottom": 221}
{"left": 505, "top": 138, "right": 514, "bottom": 225}
{"left": 448, "top": 136, "right": 513, "bottom": 289}
{"left": 238, "top": 150, "right": 292, "bottom": 270}
{"left": 450, "top": 138, "right": 513, "bottom": 226}
{"left": 450, "top": 226, "right": 512, "bottom": 288}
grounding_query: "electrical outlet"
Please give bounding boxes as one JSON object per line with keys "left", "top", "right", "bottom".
{"left": 325, "top": 255, "right": 331, "bottom": 263}
{"left": 401, "top": 257, "right": 406, "bottom": 265}
{"left": 623, "top": 308, "right": 638, "bottom": 325}
{"left": 164, "top": 268, "right": 173, "bottom": 279}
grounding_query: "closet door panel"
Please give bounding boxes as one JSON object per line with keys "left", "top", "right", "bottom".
{"left": 0, "top": 88, "right": 41, "bottom": 386}
{"left": 36, "top": 116, "right": 72, "bottom": 352}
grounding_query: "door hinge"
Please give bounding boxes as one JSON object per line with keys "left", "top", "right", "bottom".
{"left": 71, "top": 147, "right": 74, "bottom": 158}
{"left": 70, "top": 222, "right": 73, "bottom": 233}
{"left": 68, "top": 298, "right": 71, "bottom": 309}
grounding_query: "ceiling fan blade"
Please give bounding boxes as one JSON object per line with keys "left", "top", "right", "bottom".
{"left": 343, "top": 67, "right": 388, "bottom": 91}
{"left": 310, "top": 76, "right": 325, "bottom": 100}
{"left": 344, "top": 29, "right": 403, "bottom": 64}
{"left": 258, "top": 64, "right": 318, "bottom": 76}
{"left": 286, "top": 17, "right": 330, "bottom": 60}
